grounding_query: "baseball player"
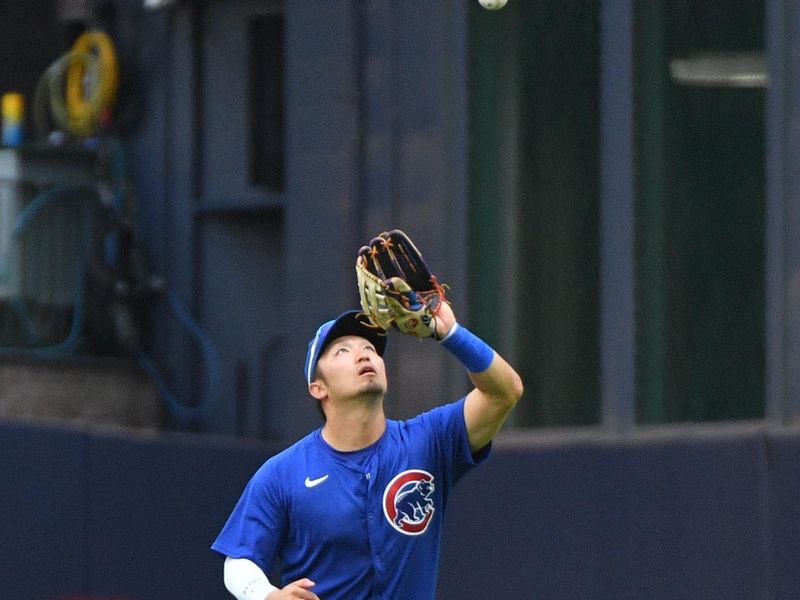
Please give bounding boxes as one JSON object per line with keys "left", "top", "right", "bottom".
{"left": 212, "top": 231, "right": 523, "bottom": 599}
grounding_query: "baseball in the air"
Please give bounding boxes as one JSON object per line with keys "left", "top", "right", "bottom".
{"left": 479, "top": 0, "right": 507, "bottom": 9}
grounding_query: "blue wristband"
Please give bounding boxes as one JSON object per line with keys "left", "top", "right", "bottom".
{"left": 439, "top": 323, "right": 494, "bottom": 373}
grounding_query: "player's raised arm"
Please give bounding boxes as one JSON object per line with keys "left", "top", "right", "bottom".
{"left": 433, "top": 301, "right": 523, "bottom": 452}
{"left": 355, "top": 229, "right": 523, "bottom": 452}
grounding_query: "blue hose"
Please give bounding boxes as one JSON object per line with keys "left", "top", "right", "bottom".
{"left": 137, "top": 289, "right": 220, "bottom": 423}
{"left": 0, "top": 184, "right": 91, "bottom": 354}
{"left": 1, "top": 170, "right": 220, "bottom": 425}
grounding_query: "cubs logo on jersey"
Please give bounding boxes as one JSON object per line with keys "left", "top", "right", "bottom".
{"left": 382, "top": 469, "right": 435, "bottom": 535}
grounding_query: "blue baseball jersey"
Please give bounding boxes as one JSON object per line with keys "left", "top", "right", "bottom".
{"left": 211, "top": 397, "right": 489, "bottom": 599}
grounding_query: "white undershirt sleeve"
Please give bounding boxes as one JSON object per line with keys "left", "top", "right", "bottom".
{"left": 223, "top": 556, "right": 279, "bottom": 600}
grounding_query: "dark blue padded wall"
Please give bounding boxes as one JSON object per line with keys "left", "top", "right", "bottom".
{"left": 0, "top": 423, "right": 85, "bottom": 600}
{"left": 2, "top": 421, "right": 800, "bottom": 599}
{"left": 766, "top": 431, "right": 800, "bottom": 599}
{"left": 438, "top": 432, "right": 771, "bottom": 600}
{"left": 81, "top": 432, "right": 283, "bottom": 599}
{"left": 0, "top": 420, "right": 280, "bottom": 599}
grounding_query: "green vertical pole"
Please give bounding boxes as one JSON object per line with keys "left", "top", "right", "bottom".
{"left": 468, "top": 5, "right": 505, "bottom": 347}
{"left": 635, "top": 0, "right": 671, "bottom": 423}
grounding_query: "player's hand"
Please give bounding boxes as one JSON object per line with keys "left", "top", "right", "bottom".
{"left": 265, "top": 578, "right": 319, "bottom": 599}
{"left": 433, "top": 297, "right": 457, "bottom": 340}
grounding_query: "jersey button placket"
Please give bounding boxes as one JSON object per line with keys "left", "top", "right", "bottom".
{"left": 365, "top": 462, "right": 385, "bottom": 579}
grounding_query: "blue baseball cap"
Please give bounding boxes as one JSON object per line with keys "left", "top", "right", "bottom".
{"left": 304, "top": 310, "right": 387, "bottom": 385}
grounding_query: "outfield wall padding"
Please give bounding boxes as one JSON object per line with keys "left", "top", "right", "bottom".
{"left": 1, "top": 421, "right": 796, "bottom": 600}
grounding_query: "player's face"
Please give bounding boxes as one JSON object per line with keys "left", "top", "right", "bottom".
{"left": 316, "top": 335, "right": 387, "bottom": 399}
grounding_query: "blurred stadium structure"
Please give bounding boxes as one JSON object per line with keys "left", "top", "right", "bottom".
{"left": 1, "top": 0, "right": 799, "bottom": 598}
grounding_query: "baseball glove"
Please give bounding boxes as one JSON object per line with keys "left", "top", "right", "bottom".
{"left": 356, "top": 229, "right": 447, "bottom": 338}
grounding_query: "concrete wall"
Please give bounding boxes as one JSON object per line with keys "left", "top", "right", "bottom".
{"left": 0, "top": 355, "right": 161, "bottom": 428}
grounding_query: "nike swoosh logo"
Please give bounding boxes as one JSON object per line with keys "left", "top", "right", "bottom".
{"left": 304, "top": 474, "right": 329, "bottom": 488}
